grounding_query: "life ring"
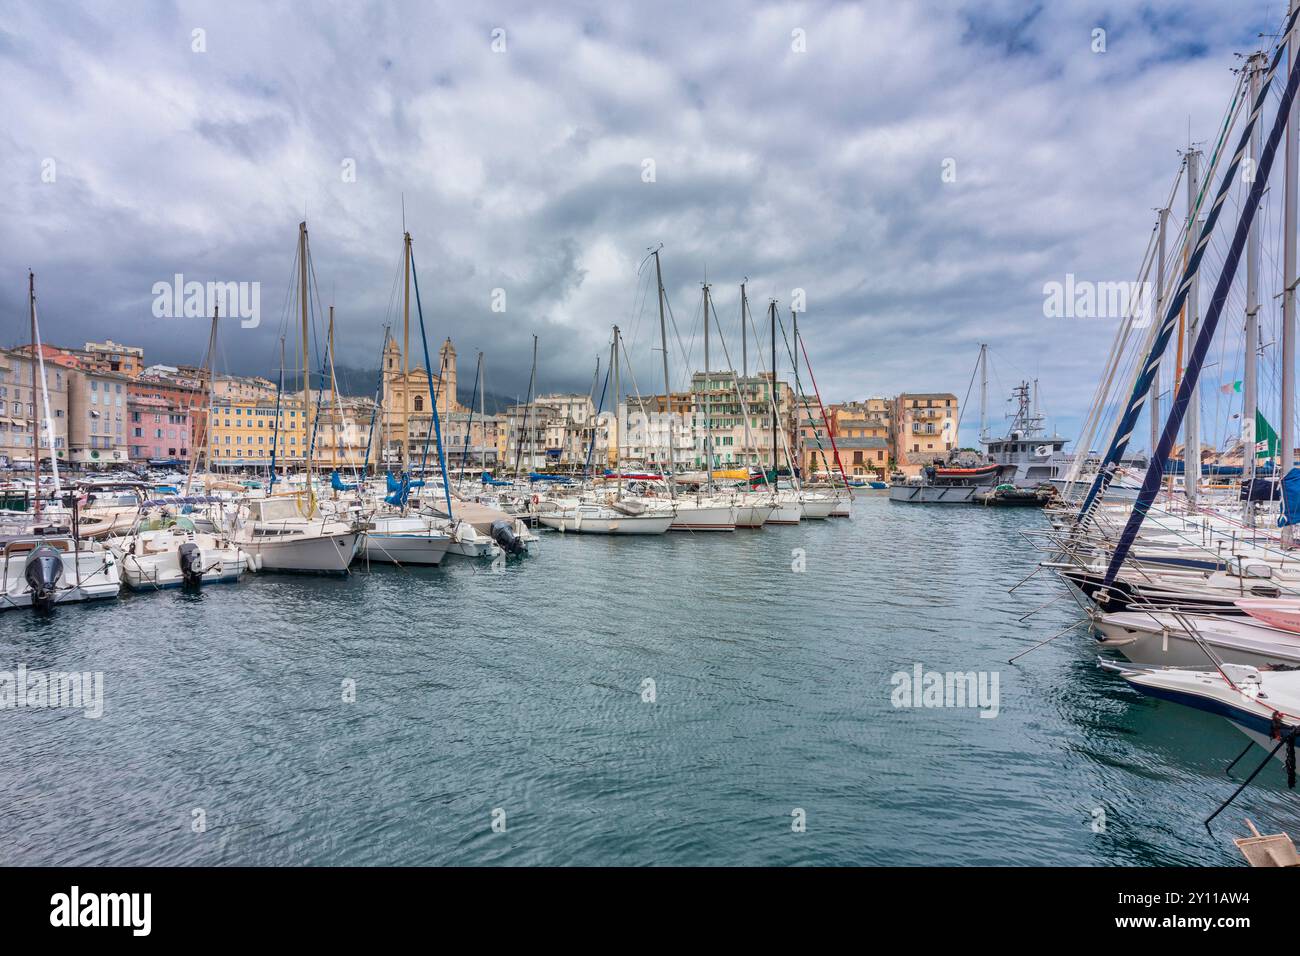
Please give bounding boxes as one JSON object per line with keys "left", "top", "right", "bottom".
{"left": 531, "top": 494, "right": 540, "bottom": 506}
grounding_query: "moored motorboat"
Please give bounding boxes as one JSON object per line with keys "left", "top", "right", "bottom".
{"left": 111, "top": 513, "right": 251, "bottom": 589}
{"left": 0, "top": 533, "right": 120, "bottom": 611}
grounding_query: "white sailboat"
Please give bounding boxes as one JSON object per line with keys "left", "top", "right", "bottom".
{"left": 362, "top": 512, "right": 452, "bottom": 566}
{"left": 0, "top": 273, "right": 120, "bottom": 611}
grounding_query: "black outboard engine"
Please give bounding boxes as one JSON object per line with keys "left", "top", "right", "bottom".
{"left": 490, "top": 519, "right": 524, "bottom": 556}
{"left": 23, "top": 545, "right": 64, "bottom": 611}
{"left": 177, "top": 542, "right": 204, "bottom": 586}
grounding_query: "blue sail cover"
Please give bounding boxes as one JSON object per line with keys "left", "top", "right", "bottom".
{"left": 1280, "top": 468, "right": 1300, "bottom": 526}
{"left": 1076, "top": 12, "right": 1299, "bottom": 524}
{"left": 1102, "top": 25, "right": 1300, "bottom": 587}
{"left": 481, "top": 471, "right": 512, "bottom": 486}
{"left": 330, "top": 470, "right": 357, "bottom": 492}
{"left": 384, "top": 474, "right": 410, "bottom": 506}
{"left": 386, "top": 471, "right": 424, "bottom": 492}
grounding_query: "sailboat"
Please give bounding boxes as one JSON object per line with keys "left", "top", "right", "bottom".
{"left": 223, "top": 222, "right": 363, "bottom": 573}
{"left": 1058, "top": 6, "right": 1300, "bottom": 772}
{"left": 1, "top": 272, "right": 120, "bottom": 611}
{"left": 109, "top": 306, "right": 255, "bottom": 589}
{"left": 536, "top": 326, "right": 675, "bottom": 534}
{"left": 669, "top": 281, "right": 737, "bottom": 531}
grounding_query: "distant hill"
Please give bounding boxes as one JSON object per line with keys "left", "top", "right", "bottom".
{"left": 285, "top": 365, "right": 517, "bottom": 413}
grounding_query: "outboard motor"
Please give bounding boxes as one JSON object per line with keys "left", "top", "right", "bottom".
{"left": 490, "top": 519, "right": 524, "bottom": 556}
{"left": 177, "top": 542, "right": 205, "bottom": 586}
{"left": 23, "top": 545, "right": 64, "bottom": 611}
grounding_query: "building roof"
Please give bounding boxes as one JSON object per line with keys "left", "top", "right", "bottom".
{"left": 899, "top": 392, "right": 957, "bottom": 401}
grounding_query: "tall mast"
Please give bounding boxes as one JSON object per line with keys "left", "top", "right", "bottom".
{"left": 276, "top": 335, "right": 287, "bottom": 484}
{"left": 1245, "top": 51, "right": 1266, "bottom": 523}
{"left": 792, "top": 308, "right": 800, "bottom": 477}
{"left": 702, "top": 282, "right": 712, "bottom": 490}
{"left": 402, "top": 230, "right": 412, "bottom": 472}
{"left": 1184, "top": 147, "right": 1204, "bottom": 507}
{"left": 184, "top": 305, "right": 219, "bottom": 496}
{"left": 613, "top": 326, "right": 622, "bottom": 497}
{"left": 1151, "top": 207, "right": 1168, "bottom": 459}
{"left": 1285, "top": 2, "right": 1300, "bottom": 547}
{"left": 740, "top": 280, "right": 749, "bottom": 378}
{"left": 28, "top": 271, "right": 41, "bottom": 520}
{"left": 478, "top": 353, "right": 487, "bottom": 475}
{"left": 514, "top": 335, "right": 538, "bottom": 477}
{"left": 977, "top": 343, "right": 987, "bottom": 444}
{"left": 770, "top": 300, "right": 778, "bottom": 476}
{"left": 654, "top": 247, "right": 670, "bottom": 404}
{"left": 442, "top": 342, "right": 451, "bottom": 462}
{"left": 326, "top": 304, "right": 336, "bottom": 470}
{"left": 298, "top": 221, "right": 313, "bottom": 498}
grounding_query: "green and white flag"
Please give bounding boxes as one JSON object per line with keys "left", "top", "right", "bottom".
{"left": 1253, "top": 409, "right": 1280, "bottom": 460}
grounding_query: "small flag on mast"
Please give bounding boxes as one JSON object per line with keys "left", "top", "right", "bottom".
{"left": 1254, "top": 409, "right": 1280, "bottom": 460}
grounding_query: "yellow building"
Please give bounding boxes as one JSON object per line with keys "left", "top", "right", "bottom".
{"left": 894, "top": 392, "right": 959, "bottom": 474}
{"left": 209, "top": 396, "right": 307, "bottom": 467}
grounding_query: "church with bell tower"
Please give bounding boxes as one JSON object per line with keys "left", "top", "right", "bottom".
{"left": 379, "top": 335, "right": 467, "bottom": 466}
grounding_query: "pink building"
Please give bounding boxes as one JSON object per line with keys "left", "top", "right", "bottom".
{"left": 128, "top": 395, "right": 191, "bottom": 465}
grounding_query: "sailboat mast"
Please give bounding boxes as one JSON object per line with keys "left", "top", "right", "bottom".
{"left": 1245, "top": 51, "right": 1265, "bottom": 522}
{"left": 28, "top": 271, "right": 40, "bottom": 520}
{"left": 326, "top": 304, "right": 335, "bottom": 471}
{"left": 1151, "top": 207, "right": 1168, "bottom": 459}
{"left": 770, "top": 300, "right": 778, "bottom": 476}
{"left": 298, "top": 221, "right": 312, "bottom": 494}
{"left": 613, "top": 326, "right": 622, "bottom": 497}
{"left": 278, "top": 335, "right": 287, "bottom": 484}
{"left": 442, "top": 342, "right": 450, "bottom": 463}
{"left": 654, "top": 248, "right": 670, "bottom": 402}
{"left": 184, "top": 305, "right": 219, "bottom": 496}
{"left": 1285, "top": 2, "right": 1300, "bottom": 547}
{"left": 741, "top": 280, "right": 748, "bottom": 378}
{"left": 1184, "top": 148, "right": 1203, "bottom": 507}
{"left": 702, "top": 282, "right": 712, "bottom": 490}
{"left": 478, "top": 352, "right": 486, "bottom": 475}
{"left": 785, "top": 308, "right": 795, "bottom": 476}
{"left": 977, "top": 343, "right": 987, "bottom": 443}
{"left": 402, "top": 230, "right": 412, "bottom": 473}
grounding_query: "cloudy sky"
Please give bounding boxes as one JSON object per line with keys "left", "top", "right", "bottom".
{"left": 0, "top": 0, "right": 1286, "bottom": 447}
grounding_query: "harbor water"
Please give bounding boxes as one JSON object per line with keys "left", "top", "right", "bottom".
{"left": 1, "top": 496, "right": 1291, "bottom": 866}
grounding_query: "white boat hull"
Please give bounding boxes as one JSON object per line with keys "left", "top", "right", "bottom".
{"left": 800, "top": 496, "right": 836, "bottom": 519}
{"left": 766, "top": 502, "right": 803, "bottom": 525}
{"left": 670, "top": 503, "right": 737, "bottom": 531}
{"left": 0, "top": 545, "right": 120, "bottom": 611}
{"left": 244, "top": 531, "right": 360, "bottom": 573}
{"left": 537, "top": 512, "right": 675, "bottom": 535}
{"left": 118, "top": 551, "right": 249, "bottom": 590}
{"left": 734, "top": 502, "right": 776, "bottom": 527}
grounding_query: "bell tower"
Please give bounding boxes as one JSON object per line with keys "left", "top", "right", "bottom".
{"left": 438, "top": 337, "right": 457, "bottom": 408}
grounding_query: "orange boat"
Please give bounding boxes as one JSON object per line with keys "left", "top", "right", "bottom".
{"left": 933, "top": 463, "right": 1001, "bottom": 480}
